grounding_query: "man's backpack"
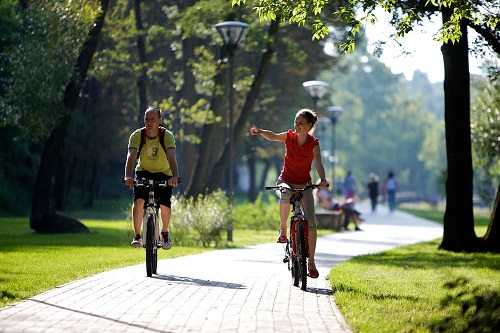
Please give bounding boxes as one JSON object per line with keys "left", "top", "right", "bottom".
{"left": 137, "top": 125, "right": 168, "bottom": 158}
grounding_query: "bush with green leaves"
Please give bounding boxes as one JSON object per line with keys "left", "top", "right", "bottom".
{"left": 171, "top": 189, "right": 230, "bottom": 248}
{"left": 232, "top": 193, "right": 280, "bottom": 230}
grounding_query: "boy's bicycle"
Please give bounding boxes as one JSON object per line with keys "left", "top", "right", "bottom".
{"left": 133, "top": 178, "right": 177, "bottom": 277}
{"left": 265, "top": 182, "right": 322, "bottom": 291}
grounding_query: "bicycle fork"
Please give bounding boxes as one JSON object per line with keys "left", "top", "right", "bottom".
{"left": 283, "top": 242, "right": 290, "bottom": 264}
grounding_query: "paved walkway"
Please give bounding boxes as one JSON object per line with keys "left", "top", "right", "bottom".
{"left": 0, "top": 203, "right": 442, "bottom": 333}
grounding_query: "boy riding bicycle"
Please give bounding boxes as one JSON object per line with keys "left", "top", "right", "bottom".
{"left": 123, "top": 106, "right": 180, "bottom": 249}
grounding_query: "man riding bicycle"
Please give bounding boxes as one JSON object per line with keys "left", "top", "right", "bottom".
{"left": 123, "top": 106, "right": 180, "bottom": 249}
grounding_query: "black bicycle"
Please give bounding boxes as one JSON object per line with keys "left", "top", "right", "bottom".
{"left": 266, "top": 182, "right": 322, "bottom": 290}
{"left": 134, "top": 179, "right": 174, "bottom": 277}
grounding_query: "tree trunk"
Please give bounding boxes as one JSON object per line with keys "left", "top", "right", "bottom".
{"left": 206, "top": 20, "right": 280, "bottom": 192}
{"left": 483, "top": 183, "right": 500, "bottom": 251}
{"left": 170, "top": 0, "right": 198, "bottom": 194}
{"left": 134, "top": 0, "right": 148, "bottom": 128}
{"left": 54, "top": 155, "right": 67, "bottom": 210}
{"left": 180, "top": 38, "right": 198, "bottom": 193}
{"left": 29, "top": 0, "right": 110, "bottom": 233}
{"left": 438, "top": 7, "right": 480, "bottom": 251}
{"left": 185, "top": 56, "right": 227, "bottom": 197}
{"left": 84, "top": 159, "right": 98, "bottom": 208}
{"left": 247, "top": 145, "right": 257, "bottom": 202}
{"left": 259, "top": 159, "right": 271, "bottom": 190}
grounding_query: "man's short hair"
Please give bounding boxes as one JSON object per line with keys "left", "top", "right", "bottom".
{"left": 146, "top": 105, "right": 161, "bottom": 118}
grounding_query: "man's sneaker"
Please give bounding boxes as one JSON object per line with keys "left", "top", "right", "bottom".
{"left": 161, "top": 232, "right": 172, "bottom": 250}
{"left": 131, "top": 234, "right": 142, "bottom": 248}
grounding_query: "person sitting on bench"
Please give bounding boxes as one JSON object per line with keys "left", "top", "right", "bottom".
{"left": 316, "top": 188, "right": 364, "bottom": 231}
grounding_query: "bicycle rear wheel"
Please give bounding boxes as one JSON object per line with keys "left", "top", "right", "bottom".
{"left": 296, "top": 222, "right": 307, "bottom": 291}
{"left": 145, "top": 214, "right": 155, "bottom": 277}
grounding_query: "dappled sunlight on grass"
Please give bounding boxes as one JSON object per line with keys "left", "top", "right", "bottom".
{"left": 329, "top": 239, "right": 500, "bottom": 333}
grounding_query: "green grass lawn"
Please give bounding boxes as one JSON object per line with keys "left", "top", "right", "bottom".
{"left": 329, "top": 207, "right": 500, "bottom": 333}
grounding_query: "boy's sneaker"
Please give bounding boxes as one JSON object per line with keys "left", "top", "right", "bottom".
{"left": 131, "top": 234, "right": 142, "bottom": 248}
{"left": 161, "top": 232, "right": 172, "bottom": 250}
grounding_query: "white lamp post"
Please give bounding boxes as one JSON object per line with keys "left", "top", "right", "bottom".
{"left": 215, "top": 21, "right": 249, "bottom": 241}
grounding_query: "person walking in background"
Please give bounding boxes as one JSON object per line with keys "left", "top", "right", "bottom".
{"left": 383, "top": 171, "right": 399, "bottom": 212}
{"left": 367, "top": 173, "right": 379, "bottom": 213}
{"left": 335, "top": 177, "right": 344, "bottom": 198}
{"left": 249, "top": 108, "right": 329, "bottom": 279}
{"left": 344, "top": 170, "right": 357, "bottom": 200}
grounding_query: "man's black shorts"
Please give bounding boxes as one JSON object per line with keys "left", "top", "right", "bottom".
{"left": 134, "top": 171, "right": 173, "bottom": 208}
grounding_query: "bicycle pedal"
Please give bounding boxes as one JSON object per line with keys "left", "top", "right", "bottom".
{"left": 283, "top": 257, "right": 289, "bottom": 263}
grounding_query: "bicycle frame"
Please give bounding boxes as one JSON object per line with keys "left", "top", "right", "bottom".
{"left": 142, "top": 180, "right": 161, "bottom": 248}
{"left": 135, "top": 179, "right": 166, "bottom": 277}
{"left": 288, "top": 190, "right": 310, "bottom": 258}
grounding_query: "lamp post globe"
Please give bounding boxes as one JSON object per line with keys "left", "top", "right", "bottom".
{"left": 215, "top": 21, "right": 249, "bottom": 55}
{"left": 215, "top": 21, "right": 249, "bottom": 241}
{"left": 302, "top": 80, "right": 330, "bottom": 107}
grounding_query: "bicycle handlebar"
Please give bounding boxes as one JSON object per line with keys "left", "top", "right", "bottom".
{"left": 134, "top": 179, "right": 168, "bottom": 188}
{"left": 265, "top": 182, "right": 327, "bottom": 192}
{"left": 122, "top": 178, "right": 181, "bottom": 188}
{"left": 134, "top": 178, "right": 181, "bottom": 187}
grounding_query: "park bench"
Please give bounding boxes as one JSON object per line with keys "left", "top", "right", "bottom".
{"left": 315, "top": 210, "right": 344, "bottom": 231}
{"left": 395, "top": 191, "right": 440, "bottom": 207}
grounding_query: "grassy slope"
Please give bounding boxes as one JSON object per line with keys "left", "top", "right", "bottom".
{"left": 329, "top": 208, "right": 500, "bottom": 333}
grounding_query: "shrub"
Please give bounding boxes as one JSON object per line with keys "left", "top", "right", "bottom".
{"left": 233, "top": 193, "right": 280, "bottom": 230}
{"left": 171, "top": 189, "right": 230, "bottom": 247}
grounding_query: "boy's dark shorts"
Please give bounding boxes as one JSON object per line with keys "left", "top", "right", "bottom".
{"left": 134, "top": 171, "right": 172, "bottom": 208}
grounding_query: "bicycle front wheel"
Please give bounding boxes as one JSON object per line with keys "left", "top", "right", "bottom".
{"left": 145, "top": 214, "right": 155, "bottom": 277}
{"left": 290, "top": 229, "right": 299, "bottom": 287}
{"left": 296, "top": 222, "right": 307, "bottom": 291}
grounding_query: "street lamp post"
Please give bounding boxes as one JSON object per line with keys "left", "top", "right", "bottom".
{"left": 215, "top": 21, "right": 249, "bottom": 242}
{"left": 302, "top": 80, "right": 330, "bottom": 108}
{"left": 326, "top": 106, "right": 343, "bottom": 185}
{"left": 302, "top": 80, "right": 330, "bottom": 183}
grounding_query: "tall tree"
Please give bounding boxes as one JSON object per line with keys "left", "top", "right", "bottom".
{"left": 233, "top": 0, "right": 500, "bottom": 252}
{"left": 0, "top": 1, "right": 109, "bottom": 231}
{"left": 30, "top": 0, "right": 110, "bottom": 233}
{"left": 134, "top": 0, "right": 149, "bottom": 129}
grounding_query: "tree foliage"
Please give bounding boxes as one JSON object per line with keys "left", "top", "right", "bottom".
{"left": 471, "top": 77, "right": 500, "bottom": 205}
{"left": 0, "top": 0, "right": 102, "bottom": 141}
{"left": 318, "top": 43, "right": 445, "bottom": 195}
{"left": 233, "top": 0, "right": 499, "bottom": 52}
